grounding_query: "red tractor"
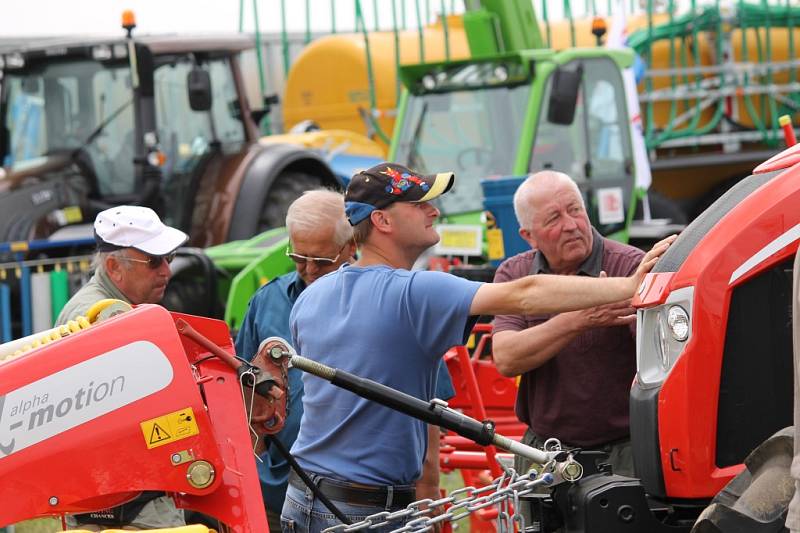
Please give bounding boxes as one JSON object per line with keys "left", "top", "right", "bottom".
{"left": 436, "top": 144, "right": 800, "bottom": 532}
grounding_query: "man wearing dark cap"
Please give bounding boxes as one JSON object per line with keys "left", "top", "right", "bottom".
{"left": 282, "top": 163, "right": 675, "bottom": 533}
{"left": 56, "top": 205, "right": 188, "bottom": 530}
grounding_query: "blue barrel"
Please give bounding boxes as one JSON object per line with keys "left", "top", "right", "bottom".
{"left": 480, "top": 176, "right": 529, "bottom": 265}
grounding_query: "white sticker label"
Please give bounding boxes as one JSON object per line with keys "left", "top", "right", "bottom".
{"left": 433, "top": 224, "right": 484, "bottom": 257}
{"left": 596, "top": 187, "right": 625, "bottom": 225}
{"left": 0, "top": 341, "right": 173, "bottom": 458}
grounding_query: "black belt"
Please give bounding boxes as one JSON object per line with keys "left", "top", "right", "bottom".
{"left": 288, "top": 470, "right": 416, "bottom": 508}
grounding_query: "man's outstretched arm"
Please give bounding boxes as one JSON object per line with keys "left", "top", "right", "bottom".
{"left": 470, "top": 235, "right": 674, "bottom": 317}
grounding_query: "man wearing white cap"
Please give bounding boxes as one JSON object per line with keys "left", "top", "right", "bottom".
{"left": 56, "top": 205, "right": 188, "bottom": 326}
{"left": 55, "top": 206, "right": 188, "bottom": 530}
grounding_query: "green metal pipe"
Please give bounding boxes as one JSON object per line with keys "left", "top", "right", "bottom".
{"left": 392, "top": 0, "right": 402, "bottom": 102}
{"left": 305, "top": 0, "right": 312, "bottom": 44}
{"left": 280, "top": 0, "right": 289, "bottom": 76}
{"left": 440, "top": 0, "right": 450, "bottom": 60}
{"left": 251, "top": 0, "right": 269, "bottom": 134}
{"left": 355, "top": 0, "right": 392, "bottom": 144}
{"left": 541, "top": 0, "right": 551, "bottom": 48}
{"left": 415, "top": 0, "right": 425, "bottom": 62}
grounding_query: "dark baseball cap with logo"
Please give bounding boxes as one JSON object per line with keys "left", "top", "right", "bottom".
{"left": 344, "top": 163, "right": 455, "bottom": 225}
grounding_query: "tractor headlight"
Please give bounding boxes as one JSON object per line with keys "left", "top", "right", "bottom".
{"left": 667, "top": 305, "right": 689, "bottom": 341}
{"left": 637, "top": 286, "right": 694, "bottom": 389}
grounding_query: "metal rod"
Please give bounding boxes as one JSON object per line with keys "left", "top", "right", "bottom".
{"left": 175, "top": 318, "right": 241, "bottom": 372}
{"left": 290, "top": 354, "right": 555, "bottom": 464}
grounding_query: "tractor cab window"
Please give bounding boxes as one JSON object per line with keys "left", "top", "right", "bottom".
{"left": 531, "top": 57, "right": 633, "bottom": 236}
{"left": 3, "top": 60, "right": 135, "bottom": 196}
{"left": 394, "top": 80, "right": 531, "bottom": 215}
{"left": 154, "top": 56, "right": 245, "bottom": 178}
{"left": 154, "top": 55, "right": 245, "bottom": 227}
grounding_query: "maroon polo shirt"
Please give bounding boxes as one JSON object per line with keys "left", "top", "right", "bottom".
{"left": 492, "top": 230, "right": 644, "bottom": 447}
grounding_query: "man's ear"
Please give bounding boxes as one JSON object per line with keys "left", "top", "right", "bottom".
{"left": 519, "top": 227, "right": 537, "bottom": 249}
{"left": 105, "top": 254, "right": 123, "bottom": 281}
{"left": 370, "top": 209, "right": 392, "bottom": 234}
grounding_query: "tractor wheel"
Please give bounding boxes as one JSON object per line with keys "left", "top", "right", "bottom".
{"left": 257, "top": 172, "right": 324, "bottom": 232}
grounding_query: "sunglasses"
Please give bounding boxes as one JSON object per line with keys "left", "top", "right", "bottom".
{"left": 285, "top": 243, "right": 347, "bottom": 267}
{"left": 119, "top": 251, "right": 177, "bottom": 270}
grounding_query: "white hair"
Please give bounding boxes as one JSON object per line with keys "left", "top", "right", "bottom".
{"left": 512, "top": 170, "right": 584, "bottom": 230}
{"left": 91, "top": 249, "right": 131, "bottom": 272}
{"left": 285, "top": 189, "right": 353, "bottom": 246}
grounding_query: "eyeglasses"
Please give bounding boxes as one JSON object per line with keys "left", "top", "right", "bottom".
{"left": 285, "top": 243, "right": 347, "bottom": 267}
{"left": 119, "top": 251, "right": 177, "bottom": 270}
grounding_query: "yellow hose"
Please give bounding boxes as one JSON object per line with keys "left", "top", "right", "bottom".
{"left": 0, "top": 299, "right": 132, "bottom": 362}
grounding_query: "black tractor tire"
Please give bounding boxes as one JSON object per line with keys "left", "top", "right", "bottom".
{"left": 257, "top": 171, "right": 325, "bottom": 232}
{"left": 161, "top": 248, "right": 228, "bottom": 320}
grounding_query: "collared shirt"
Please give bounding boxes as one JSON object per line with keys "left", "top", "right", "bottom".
{"left": 530, "top": 228, "right": 605, "bottom": 276}
{"left": 493, "top": 231, "right": 644, "bottom": 447}
{"left": 55, "top": 266, "right": 130, "bottom": 326}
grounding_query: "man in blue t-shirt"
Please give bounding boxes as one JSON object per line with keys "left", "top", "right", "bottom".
{"left": 236, "top": 189, "right": 456, "bottom": 531}
{"left": 283, "top": 163, "right": 675, "bottom": 533}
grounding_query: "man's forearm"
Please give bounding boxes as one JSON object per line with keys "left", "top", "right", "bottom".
{"left": 493, "top": 313, "right": 583, "bottom": 376}
{"left": 472, "top": 274, "right": 634, "bottom": 317}
{"left": 518, "top": 274, "right": 635, "bottom": 315}
{"left": 416, "top": 425, "right": 441, "bottom": 500}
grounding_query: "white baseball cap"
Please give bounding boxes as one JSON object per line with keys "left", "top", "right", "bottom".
{"left": 94, "top": 206, "right": 189, "bottom": 256}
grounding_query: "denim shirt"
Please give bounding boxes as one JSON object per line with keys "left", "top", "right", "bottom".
{"left": 236, "top": 271, "right": 307, "bottom": 514}
{"left": 237, "top": 271, "right": 456, "bottom": 510}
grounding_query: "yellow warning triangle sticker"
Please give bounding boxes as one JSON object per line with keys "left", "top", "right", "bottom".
{"left": 149, "top": 422, "right": 172, "bottom": 445}
{"left": 140, "top": 407, "right": 200, "bottom": 449}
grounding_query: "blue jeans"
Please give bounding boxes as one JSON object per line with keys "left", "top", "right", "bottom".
{"left": 280, "top": 474, "right": 412, "bottom": 533}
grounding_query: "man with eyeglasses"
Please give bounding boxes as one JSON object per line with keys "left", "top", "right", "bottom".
{"left": 54, "top": 205, "right": 188, "bottom": 530}
{"left": 282, "top": 163, "right": 675, "bottom": 533}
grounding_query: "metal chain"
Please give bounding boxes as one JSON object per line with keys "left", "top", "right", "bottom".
{"left": 322, "top": 468, "right": 555, "bottom": 533}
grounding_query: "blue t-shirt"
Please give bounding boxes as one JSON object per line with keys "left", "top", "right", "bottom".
{"left": 289, "top": 265, "right": 482, "bottom": 485}
{"left": 236, "top": 270, "right": 456, "bottom": 511}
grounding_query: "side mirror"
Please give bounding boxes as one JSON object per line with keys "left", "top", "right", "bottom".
{"left": 250, "top": 93, "right": 280, "bottom": 126}
{"left": 187, "top": 67, "right": 212, "bottom": 111}
{"left": 547, "top": 66, "right": 582, "bottom": 125}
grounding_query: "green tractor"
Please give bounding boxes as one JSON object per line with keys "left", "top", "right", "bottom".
{"left": 386, "top": 1, "right": 658, "bottom": 269}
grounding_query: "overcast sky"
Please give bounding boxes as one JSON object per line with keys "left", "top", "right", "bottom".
{"left": 0, "top": 0, "right": 471, "bottom": 37}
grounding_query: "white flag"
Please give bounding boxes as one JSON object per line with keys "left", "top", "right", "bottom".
{"left": 606, "top": 0, "right": 652, "bottom": 191}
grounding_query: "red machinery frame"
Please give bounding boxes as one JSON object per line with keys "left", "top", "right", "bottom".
{"left": 633, "top": 148, "right": 800, "bottom": 499}
{"left": 0, "top": 305, "right": 269, "bottom": 531}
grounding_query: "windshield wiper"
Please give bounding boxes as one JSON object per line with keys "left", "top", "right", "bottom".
{"left": 72, "top": 98, "right": 133, "bottom": 157}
